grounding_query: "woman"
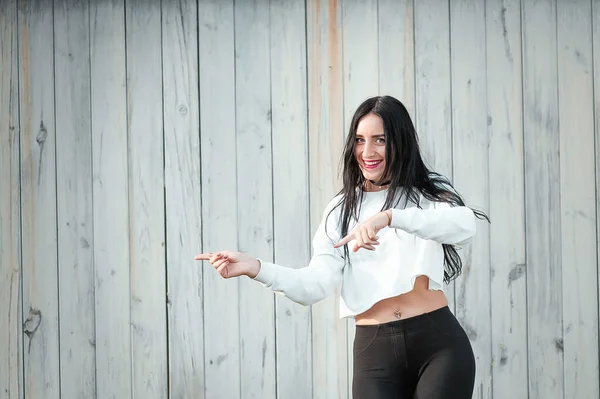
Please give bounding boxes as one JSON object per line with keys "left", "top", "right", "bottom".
{"left": 195, "top": 95, "right": 487, "bottom": 398}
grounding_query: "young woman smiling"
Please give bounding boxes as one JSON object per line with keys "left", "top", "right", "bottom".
{"left": 196, "top": 96, "right": 488, "bottom": 399}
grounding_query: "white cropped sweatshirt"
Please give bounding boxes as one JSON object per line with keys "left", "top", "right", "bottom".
{"left": 253, "top": 188, "right": 476, "bottom": 318}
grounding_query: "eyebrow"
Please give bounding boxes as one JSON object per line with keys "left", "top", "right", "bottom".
{"left": 356, "top": 134, "right": 385, "bottom": 138}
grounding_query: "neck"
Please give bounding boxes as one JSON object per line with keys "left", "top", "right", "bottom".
{"left": 365, "top": 179, "right": 390, "bottom": 192}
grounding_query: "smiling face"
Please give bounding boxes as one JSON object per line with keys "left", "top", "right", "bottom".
{"left": 354, "top": 113, "right": 387, "bottom": 186}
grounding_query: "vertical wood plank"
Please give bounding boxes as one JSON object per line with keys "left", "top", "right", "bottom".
{"left": 198, "top": 1, "right": 240, "bottom": 398}
{"left": 125, "top": 1, "right": 168, "bottom": 397}
{"left": 594, "top": 3, "right": 600, "bottom": 395}
{"left": 53, "top": 1, "right": 96, "bottom": 397}
{"left": 343, "top": 0, "right": 379, "bottom": 116}
{"left": 522, "top": 0, "right": 563, "bottom": 397}
{"left": 307, "top": 0, "right": 347, "bottom": 397}
{"left": 378, "top": 0, "right": 415, "bottom": 115}
{"left": 270, "top": 0, "right": 313, "bottom": 397}
{"left": 18, "top": 1, "right": 60, "bottom": 396}
{"left": 161, "top": 0, "right": 204, "bottom": 397}
{"left": 90, "top": 1, "right": 133, "bottom": 397}
{"left": 234, "top": 1, "right": 276, "bottom": 397}
{"left": 342, "top": 0, "right": 379, "bottom": 392}
{"left": 414, "top": 0, "right": 456, "bottom": 313}
{"left": 556, "top": 0, "right": 599, "bottom": 397}
{"left": 486, "top": 0, "right": 528, "bottom": 397}
{"left": 450, "top": 2, "right": 492, "bottom": 397}
{"left": 0, "top": 0, "right": 23, "bottom": 397}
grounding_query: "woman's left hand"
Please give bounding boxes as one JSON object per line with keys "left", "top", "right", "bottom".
{"left": 334, "top": 210, "right": 392, "bottom": 252}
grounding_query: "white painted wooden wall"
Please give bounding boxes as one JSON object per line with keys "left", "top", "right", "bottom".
{"left": 1, "top": 0, "right": 599, "bottom": 398}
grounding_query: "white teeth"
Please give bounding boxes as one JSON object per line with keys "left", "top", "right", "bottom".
{"left": 364, "top": 160, "right": 381, "bottom": 166}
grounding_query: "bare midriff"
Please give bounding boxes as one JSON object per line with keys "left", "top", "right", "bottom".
{"left": 354, "top": 275, "right": 448, "bottom": 325}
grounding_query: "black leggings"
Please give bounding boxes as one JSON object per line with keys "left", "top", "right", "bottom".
{"left": 352, "top": 306, "right": 475, "bottom": 399}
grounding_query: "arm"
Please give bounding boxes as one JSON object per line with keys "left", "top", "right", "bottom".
{"left": 253, "top": 201, "right": 345, "bottom": 306}
{"left": 388, "top": 201, "right": 476, "bottom": 245}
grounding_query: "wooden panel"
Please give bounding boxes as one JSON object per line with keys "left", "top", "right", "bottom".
{"left": 378, "top": 0, "right": 415, "bottom": 115}
{"left": 306, "top": 0, "right": 347, "bottom": 397}
{"left": 557, "top": 0, "right": 599, "bottom": 397}
{"left": 450, "top": 2, "right": 491, "bottom": 397}
{"left": 342, "top": 0, "right": 378, "bottom": 391}
{"left": 125, "top": 1, "right": 168, "bottom": 397}
{"left": 234, "top": 1, "right": 276, "bottom": 397}
{"left": 414, "top": 0, "right": 455, "bottom": 313}
{"left": 53, "top": 1, "right": 96, "bottom": 397}
{"left": 90, "top": 1, "right": 132, "bottom": 397}
{"left": 0, "top": 0, "right": 23, "bottom": 396}
{"left": 522, "top": 0, "right": 563, "bottom": 397}
{"left": 161, "top": 0, "right": 204, "bottom": 396}
{"left": 270, "top": 0, "right": 312, "bottom": 397}
{"left": 594, "top": 3, "right": 600, "bottom": 389}
{"left": 343, "top": 0, "right": 378, "bottom": 115}
{"left": 18, "top": 1, "right": 60, "bottom": 396}
{"left": 486, "top": 0, "right": 528, "bottom": 397}
{"left": 198, "top": 1, "right": 240, "bottom": 398}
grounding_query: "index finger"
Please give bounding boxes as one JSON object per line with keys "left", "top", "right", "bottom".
{"left": 194, "top": 253, "right": 213, "bottom": 261}
{"left": 333, "top": 235, "right": 352, "bottom": 249}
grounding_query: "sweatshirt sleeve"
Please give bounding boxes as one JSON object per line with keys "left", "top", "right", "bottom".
{"left": 252, "top": 198, "right": 345, "bottom": 306}
{"left": 389, "top": 201, "right": 476, "bottom": 245}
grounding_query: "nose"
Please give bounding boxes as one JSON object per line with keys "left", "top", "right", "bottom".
{"left": 362, "top": 141, "right": 376, "bottom": 157}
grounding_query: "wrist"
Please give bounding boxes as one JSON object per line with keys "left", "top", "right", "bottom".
{"left": 247, "top": 258, "right": 261, "bottom": 279}
{"left": 382, "top": 210, "right": 392, "bottom": 226}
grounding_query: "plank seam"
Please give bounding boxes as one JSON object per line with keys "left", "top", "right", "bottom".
{"left": 232, "top": 1, "right": 242, "bottom": 398}
{"left": 86, "top": 0, "right": 99, "bottom": 396}
{"left": 376, "top": 0, "right": 380, "bottom": 94}
{"left": 123, "top": 1, "right": 134, "bottom": 396}
{"left": 196, "top": 1, "right": 206, "bottom": 397}
{"left": 302, "top": 0, "right": 314, "bottom": 396}
{"left": 518, "top": 0, "right": 531, "bottom": 395}
{"left": 483, "top": 2, "right": 494, "bottom": 397}
{"left": 590, "top": 1, "right": 600, "bottom": 397}
{"left": 267, "top": 1, "right": 278, "bottom": 397}
{"left": 51, "top": 2, "right": 63, "bottom": 396}
{"left": 158, "top": 0, "right": 170, "bottom": 397}
{"left": 16, "top": 0, "right": 25, "bottom": 396}
{"left": 411, "top": 0, "right": 416, "bottom": 120}
{"left": 553, "top": 1, "right": 566, "bottom": 397}
{"left": 447, "top": 0, "right": 457, "bottom": 313}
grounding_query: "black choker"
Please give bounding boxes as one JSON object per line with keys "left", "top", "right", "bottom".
{"left": 368, "top": 179, "right": 391, "bottom": 187}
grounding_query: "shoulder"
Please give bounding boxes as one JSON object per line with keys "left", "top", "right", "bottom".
{"left": 323, "top": 194, "right": 344, "bottom": 214}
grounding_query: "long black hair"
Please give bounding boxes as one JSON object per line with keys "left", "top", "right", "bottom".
{"left": 329, "top": 95, "right": 488, "bottom": 283}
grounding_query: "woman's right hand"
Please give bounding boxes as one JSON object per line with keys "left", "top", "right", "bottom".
{"left": 194, "top": 251, "right": 261, "bottom": 279}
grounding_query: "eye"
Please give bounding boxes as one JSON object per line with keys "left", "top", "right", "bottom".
{"left": 355, "top": 137, "right": 365, "bottom": 144}
{"left": 376, "top": 138, "right": 386, "bottom": 144}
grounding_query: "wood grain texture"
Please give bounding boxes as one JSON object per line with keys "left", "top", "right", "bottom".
{"left": 198, "top": 1, "right": 241, "bottom": 398}
{"left": 270, "top": 0, "right": 313, "bottom": 397}
{"left": 450, "top": 2, "right": 492, "bottom": 397}
{"left": 414, "top": 0, "right": 455, "bottom": 313}
{"left": 486, "top": 0, "right": 528, "bottom": 397}
{"left": 557, "top": 1, "right": 599, "bottom": 397}
{"left": 378, "top": 0, "right": 415, "bottom": 115}
{"left": 125, "top": 1, "right": 168, "bottom": 397}
{"left": 161, "top": 0, "right": 204, "bottom": 396}
{"left": 18, "top": 1, "right": 60, "bottom": 396}
{"left": 522, "top": 0, "right": 564, "bottom": 397}
{"left": 342, "top": 0, "right": 379, "bottom": 391}
{"left": 307, "top": 0, "right": 347, "bottom": 397}
{"left": 90, "top": 1, "right": 133, "bottom": 397}
{"left": 53, "top": 1, "right": 96, "bottom": 397}
{"left": 0, "top": 0, "right": 23, "bottom": 397}
{"left": 234, "top": 1, "right": 277, "bottom": 397}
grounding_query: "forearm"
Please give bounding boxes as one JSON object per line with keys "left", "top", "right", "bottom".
{"left": 389, "top": 205, "right": 476, "bottom": 244}
{"left": 253, "top": 256, "right": 343, "bottom": 306}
